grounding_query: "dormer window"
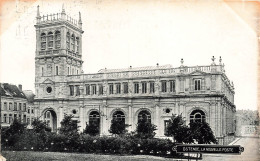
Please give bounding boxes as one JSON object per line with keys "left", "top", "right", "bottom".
{"left": 55, "top": 31, "right": 61, "bottom": 49}
{"left": 47, "top": 32, "right": 54, "bottom": 49}
{"left": 41, "top": 33, "right": 46, "bottom": 50}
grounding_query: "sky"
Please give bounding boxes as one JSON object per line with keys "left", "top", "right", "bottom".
{"left": 0, "top": 0, "right": 258, "bottom": 110}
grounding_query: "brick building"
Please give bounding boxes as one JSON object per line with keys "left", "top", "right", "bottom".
{"left": 34, "top": 6, "right": 236, "bottom": 144}
{"left": 0, "top": 83, "right": 35, "bottom": 127}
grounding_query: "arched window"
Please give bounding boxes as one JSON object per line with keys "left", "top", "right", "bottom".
{"left": 44, "top": 110, "right": 57, "bottom": 132}
{"left": 56, "top": 66, "right": 58, "bottom": 75}
{"left": 89, "top": 111, "right": 100, "bottom": 125}
{"left": 76, "top": 37, "right": 79, "bottom": 53}
{"left": 41, "top": 33, "right": 46, "bottom": 50}
{"left": 66, "top": 32, "right": 70, "bottom": 50}
{"left": 71, "top": 34, "right": 75, "bottom": 52}
{"left": 55, "top": 31, "right": 61, "bottom": 49}
{"left": 190, "top": 110, "right": 206, "bottom": 123}
{"left": 138, "top": 110, "right": 151, "bottom": 123}
{"left": 113, "top": 111, "right": 125, "bottom": 122}
{"left": 47, "top": 32, "right": 54, "bottom": 49}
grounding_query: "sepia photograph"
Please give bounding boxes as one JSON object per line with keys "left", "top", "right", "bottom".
{"left": 0, "top": 0, "right": 259, "bottom": 160}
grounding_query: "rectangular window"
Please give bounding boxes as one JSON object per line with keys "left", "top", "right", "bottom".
{"left": 170, "top": 80, "right": 175, "bottom": 92}
{"left": 23, "top": 115, "right": 26, "bottom": 123}
{"left": 76, "top": 85, "right": 80, "bottom": 96}
{"left": 28, "top": 109, "right": 30, "bottom": 113}
{"left": 14, "top": 114, "right": 17, "bottom": 120}
{"left": 116, "top": 83, "right": 121, "bottom": 94}
{"left": 4, "top": 102, "right": 7, "bottom": 111}
{"left": 109, "top": 84, "right": 114, "bottom": 94}
{"left": 69, "top": 85, "right": 74, "bottom": 96}
{"left": 32, "top": 109, "right": 34, "bottom": 114}
{"left": 19, "top": 103, "right": 22, "bottom": 111}
{"left": 23, "top": 103, "right": 26, "bottom": 112}
{"left": 194, "top": 79, "right": 201, "bottom": 91}
{"left": 27, "top": 118, "right": 30, "bottom": 123}
{"left": 142, "top": 82, "right": 147, "bottom": 93}
{"left": 3, "top": 114, "right": 7, "bottom": 123}
{"left": 134, "top": 83, "right": 139, "bottom": 94}
{"left": 150, "top": 82, "right": 155, "bottom": 93}
{"left": 9, "top": 114, "right": 12, "bottom": 124}
{"left": 86, "top": 85, "right": 90, "bottom": 95}
{"left": 161, "top": 81, "right": 167, "bottom": 92}
{"left": 9, "top": 103, "right": 12, "bottom": 111}
{"left": 98, "top": 84, "right": 103, "bottom": 95}
{"left": 14, "top": 103, "right": 17, "bottom": 111}
{"left": 91, "top": 85, "right": 97, "bottom": 95}
{"left": 123, "top": 82, "right": 128, "bottom": 94}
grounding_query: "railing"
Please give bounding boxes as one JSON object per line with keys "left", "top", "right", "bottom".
{"left": 38, "top": 13, "right": 79, "bottom": 27}
{"left": 66, "top": 65, "right": 223, "bottom": 82}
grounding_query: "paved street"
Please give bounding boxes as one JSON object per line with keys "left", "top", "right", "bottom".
{"left": 203, "top": 137, "right": 259, "bottom": 161}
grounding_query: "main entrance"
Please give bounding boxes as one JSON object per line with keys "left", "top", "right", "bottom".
{"left": 43, "top": 109, "right": 57, "bottom": 132}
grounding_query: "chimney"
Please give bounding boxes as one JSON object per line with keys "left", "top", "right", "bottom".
{"left": 18, "top": 84, "right": 22, "bottom": 91}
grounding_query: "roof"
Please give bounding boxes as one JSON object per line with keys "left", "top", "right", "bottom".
{"left": 0, "top": 83, "right": 26, "bottom": 99}
{"left": 23, "top": 90, "right": 35, "bottom": 103}
{"left": 98, "top": 64, "right": 173, "bottom": 73}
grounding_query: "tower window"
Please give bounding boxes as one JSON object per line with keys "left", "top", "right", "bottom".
{"left": 41, "top": 33, "right": 46, "bottom": 50}
{"left": 42, "top": 67, "right": 44, "bottom": 76}
{"left": 56, "top": 66, "right": 58, "bottom": 75}
{"left": 69, "top": 85, "right": 74, "bottom": 96}
{"left": 68, "top": 67, "right": 70, "bottom": 75}
{"left": 76, "top": 85, "right": 80, "bottom": 96}
{"left": 47, "top": 32, "right": 54, "bottom": 49}
{"left": 71, "top": 34, "right": 75, "bottom": 52}
{"left": 76, "top": 37, "right": 79, "bottom": 53}
{"left": 55, "top": 31, "right": 61, "bottom": 49}
{"left": 66, "top": 32, "right": 70, "bottom": 50}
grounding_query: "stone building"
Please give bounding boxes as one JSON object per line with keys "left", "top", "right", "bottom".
{"left": 0, "top": 83, "right": 35, "bottom": 127}
{"left": 34, "top": 6, "right": 236, "bottom": 144}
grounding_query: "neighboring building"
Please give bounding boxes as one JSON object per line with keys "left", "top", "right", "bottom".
{"left": 236, "top": 110, "right": 259, "bottom": 137}
{"left": 0, "top": 83, "right": 34, "bottom": 127}
{"left": 23, "top": 90, "right": 36, "bottom": 127}
{"left": 34, "top": 6, "right": 236, "bottom": 144}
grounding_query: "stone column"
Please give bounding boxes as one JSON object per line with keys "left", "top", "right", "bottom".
{"left": 59, "top": 107, "right": 63, "bottom": 128}
{"left": 155, "top": 105, "right": 160, "bottom": 136}
{"left": 128, "top": 105, "right": 133, "bottom": 132}
{"left": 79, "top": 106, "right": 84, "bottom": 132}
{"left": 102, "top": 104, "right": 108, "bottom": 135}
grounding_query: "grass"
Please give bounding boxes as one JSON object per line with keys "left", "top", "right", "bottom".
{"left": 2, "top": 151, "right": 180, "bottom": 161}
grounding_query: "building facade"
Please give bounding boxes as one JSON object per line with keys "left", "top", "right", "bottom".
{"left": 34, "top": 6, "right": 236, "bottom": 144}
{"left": 0, "top": 83, "right": 35, "bottom": 127}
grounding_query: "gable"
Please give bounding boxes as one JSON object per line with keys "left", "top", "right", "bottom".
{"left": 42, "top": 78, "right": 55, "bottom": 84}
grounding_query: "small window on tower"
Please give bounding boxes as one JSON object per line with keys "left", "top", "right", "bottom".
{"left": 41, "top": 33, "right": 46, "bottom": 50}
{"left": 56, "top": 66, "right": 58, "bottom": 75}
{"left": 55, "top": 31, "right": 61, "bottom": 49}
{"left": 47, "top": 32, "right": 54, "bottom": 49}
{"left": 66, "top": 32, "right": 70, "bottom": 50}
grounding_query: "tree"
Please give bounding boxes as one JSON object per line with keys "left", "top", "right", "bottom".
{"left": 166, "top": 114, "right": 193, "bottom": 143}
{"left": 135, "top": 119, "right": 157, "bottom": 139}
{"left": 59, "top": 114, "right": 80, "bottom": 151}
{"left": 190, "top": 121, "right": 218, "bottom": 144}
{"left": 2, "top": 118, "right": 27, "bottom": 146}
{"left": 109, "top": 118, "right": 128, "bottom": 136}
{"left": 32, "top": 119, "right": 51, "bottom": 133}
{"left": 83, "top": 122, "right": 100, "bottom": 136}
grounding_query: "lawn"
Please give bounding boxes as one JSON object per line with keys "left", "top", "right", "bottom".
{"left": 2, "top": 151, "right": 182, "bottom": 161}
